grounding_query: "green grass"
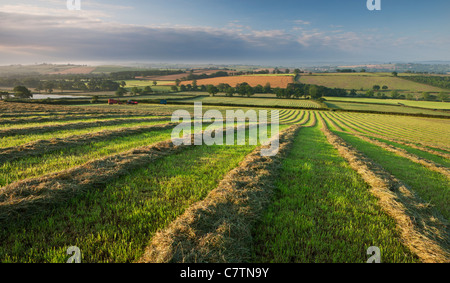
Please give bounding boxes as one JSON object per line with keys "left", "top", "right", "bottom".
{"left": 300, "top": 73, "right": 446, "bottom": 93}
{"left": 0, "top": 119, "right": 171, "bottom": 148}
{"left": 334, "top": 131, "right": 449, "bottom": 219}
{"left": 327, "top": 112, "right": 450, "bottom": 151}
{"left": 324, "top": 97, "right": 450, "bottom": 110}
{"left": 0, "top": 129, "right": 273, "bottom": 263}
{"left": 325, "top": 101, "right": 450, "bottom": 116}
{"left": 0, "top": 128, "right": 175, "bottom": 187}
{"left": 252, "top": 122, "right": 419, "bottom": 263}
{"left": 180, "top": 96, "right": 321, "bottom": 108}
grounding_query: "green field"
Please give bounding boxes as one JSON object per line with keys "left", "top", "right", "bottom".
{"left": 179, "top": 95, "right": 321, "bottom": 108}
{"left": 300, "top": 72, "right": 446, "bottom": 93}
{"left": 324, "top": 97, "right": 450, "bottom": 110}
{"left": 0, "top": 100, "right": 448, "bottom": 263}
{"left": 325, "top": 101, "right": 450, "bottom": 116}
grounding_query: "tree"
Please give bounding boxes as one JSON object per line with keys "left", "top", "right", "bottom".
{"left": 294, "top": 68, "right": 301, "bottom": 75}
{"left": 382, "top": 85, "right": 388, "bottom": 90}
{"left": 120, "top": 81, "right": 127, "bottom": 87}
{"left": 422, "top": 92, "right": 431, "bottom": 101}
{"left": 349, "top": 89, "right": 357, "bottom": 96}
{"left": 144, "top": 86, "right": 153, "bottom": 94}
{"left": 391, "top": 90, "right": 401, "bottom": 99}
{"left": 171, "top": 85, "right": 179, "bottom": 92}
{"left": 263, "top": 83, "right": 272, "bottom": 93}
{"left": 438, "top": 92, "right": 449, "bottom": 102}
{"left": 115, "top": 87, "right": 128, "bottom": 97}
{"left": 406, "top": 93, "right": 414, "bottom": 100}
{"left": 192, "top": 80, "right": 198, "bottom": 91}
{"left": 180, "top": 85, "right": 187, "bottom": 92}
{"left": 225, "top": 86, "right": 235, "bottom": 97}
{"left": 13, "top": 86, "right": 32, "bottom": 99}
{"left": 253, "top": 84, "right": 263, "bottom": 94}
{"left": 392, "top": 71, "right": 398, "bottom": 77}
{"left": 58, "top": 80, "right": 66, "bottom": 93}
{"left": 206, "top": 85, "right": 219, "bottom": 96}
{"left": 152, "top": 80, "right": 157, "bottom": 86}
{"left": 309, "top": 85, "right": 319, "bottom": 99}
{"left": 130, "top": 87, "right": 143, "bottom": 96}
{"left": 366, "top": 90, "right": 374, "bottom": 97}
{"left": 91, "top": 95, "right": 99, "bottom": 104}
{"left": 373, "top": 85, "right": 381, "bottom": 91}
{"left": 236, "top": 82, "right": 254, "bottom": 97}
{"left": 175, "top": 79, "right": 181, "bottom": 87}
{"left": 0, "top": 91, "right": 9, "bottom": 100}
{"left": 43, "top": 81, "right": 54, "bottom": 94}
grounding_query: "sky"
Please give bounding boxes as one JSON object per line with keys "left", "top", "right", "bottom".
{"left": 0, "top": 0, "right": 449, "bottom": 66}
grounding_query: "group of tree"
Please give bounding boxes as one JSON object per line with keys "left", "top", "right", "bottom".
{"left": 116, "top": 85, "right": 154, "bottom": 97}
{"left": 401, "top": 75, "right": 450, "bottom": 90}
{"left": 176, "top": 81, "right": 345, "bottom": 100}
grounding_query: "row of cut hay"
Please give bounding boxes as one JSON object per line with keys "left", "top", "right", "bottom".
{"left": 0, "top": 135, "right": 191, "bottom": 222}
{"left": 320, "top": 113, "right": 450, "bottom": 178}
{"left": 0, "top": 122, "right": 178, "bottom": 164}
{"left": 327, "top": 112, "right": 450, "bottom": 160}
{"left": 303, "top": 111, "right": 317, "bottom": 127}
{"left": 0, "top": 124, "right": 252, "bottom": 222}
{"left": 0, "top": 101, "right": 173, "bottom": 117}
{"left": 328, "top": 111, "right": 450, "bottom": 153}
{"left": 319, "top": 115, "right": 449, "bottom": 263}
{"left": 279, "top": 110, "right": 305, "bottom": 124}
{"left": 0, "top": 117, "right": 170, "bottom": 138}
{"left": 0, "top": 113, "right": 170, "bottom": 126}
{"left": 319, "top": 112, "right": 344, "bottom": 132}
{"left": 138, "top": 124, "right": 301, "bottom": 263}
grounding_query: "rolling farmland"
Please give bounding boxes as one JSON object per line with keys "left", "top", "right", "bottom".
{"left": 299, "top": 72, "right": 446, "bottom": 93}
{"left": 175, "top": 74, "right": 295, "bottom": 88}
{"left": 0, "top": 99, "right": 448, "bottom": 263}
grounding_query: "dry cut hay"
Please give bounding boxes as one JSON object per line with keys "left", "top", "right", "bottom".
{"left": 326, "top": 115, "right": 450, "bottom": 179}
{"left": 0, "top": 124, "right": 248, "bottom": 222}
{"left": 0, "top": 117, "right": 170, "bottom": 138}
{"left": 352, "top": 133, "right": 450, "bottom": 179}
{"left": 138, "top": 124, "right": 301, "bottom": 263}
{"left": 318, "top": 115, "right": 450, "bottom": 263}
{"left": 0, "top": 122, "right": 178, "bottom": 164}
{"left": 0, "top": 132, "right": 192, "bottom": 222}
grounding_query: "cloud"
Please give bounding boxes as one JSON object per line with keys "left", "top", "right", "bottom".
{"left": 1, "top": 3, "right": 435, "bottom": 65}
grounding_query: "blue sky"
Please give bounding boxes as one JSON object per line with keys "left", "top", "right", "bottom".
{"left": 0, "top": 0, "right": 449, "bottom": 66}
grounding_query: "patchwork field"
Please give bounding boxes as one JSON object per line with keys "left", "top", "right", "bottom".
{"left": 0, "top": 100, "right": 448, "bottom": 263}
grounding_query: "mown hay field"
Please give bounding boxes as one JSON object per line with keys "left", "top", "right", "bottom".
{"left": 0, "top": 100, "right": 448, "bottom": 263}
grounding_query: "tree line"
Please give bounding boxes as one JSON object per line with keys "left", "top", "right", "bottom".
{"left": 401, "top": 75, "right": 450, "bottom": 90}
{"left": 172, "top": 81, "right": 345, "bottom": 100}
